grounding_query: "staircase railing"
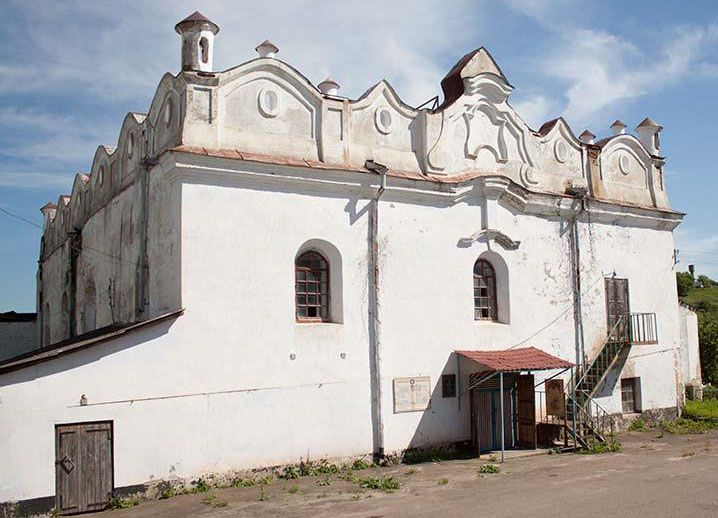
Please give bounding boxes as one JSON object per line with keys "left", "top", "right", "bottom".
{"left": 566, "top": 390, "right": 616, "bottom": 446}
{"left": 574, "top": 315, "right": 629, "bottom": 395}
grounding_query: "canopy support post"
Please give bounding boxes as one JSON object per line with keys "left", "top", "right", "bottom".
{"left": 499, "top": 370, "right": 505, "bottom": 463}
{"left": 571, "top": 366, "right": 577, "bottom": 450}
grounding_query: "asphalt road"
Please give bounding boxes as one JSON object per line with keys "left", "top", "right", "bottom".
{"left": 110, "top": 429, "right": 718, "bottom": 517}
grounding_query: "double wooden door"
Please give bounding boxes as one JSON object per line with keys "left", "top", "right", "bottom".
{"left": 55, "top": 421, "right": 113, "bottom": 515}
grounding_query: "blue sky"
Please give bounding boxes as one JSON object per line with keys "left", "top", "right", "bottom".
{"left": 1, "top": 0, "right": 717, "bottom": 311}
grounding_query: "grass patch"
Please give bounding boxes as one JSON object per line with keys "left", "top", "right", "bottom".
{"left": 202, "top": 494, "right": 227, "bottom": 508}
{"left": 405, "top": 468, "right": 418, "bottom": 475}
{"left": 685, "top": 399, "right": 718, "bottom": 420}
{"left": 628, "top": 417, "right": 648, "bottom": 431}
{"left": 662, "top": 418, "right": 711, "bottom": 435}
{"left": 437, "top": 477, "right": 449, "bottom": 485}
{"left": 287, "top": 484, "right": 299, "bottom": 494}
{"left": 358, "top": 475, "right": 401, "bottom": 493}
{"left": 258, "top": 474, "right": 274, "bottom": 486}
{"left": 317, "top": 476, "right": 332, "bottom": 487}
{"left": 258, "top": 489, "right": 270, "bottom": 501}
{"left": 478, "top": 464, "right": 501, "bottom": 474}
{"left": 108, "top": 497, "right": 141, "bottom": 509}
{"left": 578, "top": 439, "right": 621, "bottom": 454}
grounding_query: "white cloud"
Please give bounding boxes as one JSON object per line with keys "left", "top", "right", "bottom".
{"left": 540, "top": 24, "right": 718, "bottom": 126}
{"left": 4, "top": 0, "right": 483, "bottom": 106}
{"left": 510, "top": 95, "right": 554, "bottom": 128}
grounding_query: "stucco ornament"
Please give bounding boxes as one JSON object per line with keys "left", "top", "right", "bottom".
{"left": 618, "top": 154, "right": 631, "bottom": 175}
{"left": 554, "top": 140, "right": 568, "bottom": 163}
{"left": 426, "top": 72, "right": 536, "bottom": 185}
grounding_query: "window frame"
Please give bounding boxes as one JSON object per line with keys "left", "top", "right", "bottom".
{"left": 473, "top": 259, "right": 498, "bottom": 321}
{"left": 295, "top": 250, "right": 331, "bottom": 323}
{"left": 441, "top": 374, "right": 457, "bottom": 398}
{"left": 621, "top": 377, "right": 640, "bottom": 414}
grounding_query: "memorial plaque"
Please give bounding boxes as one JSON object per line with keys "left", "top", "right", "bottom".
{"left": 393, "top": 376, "right": 432, "bottom": 413}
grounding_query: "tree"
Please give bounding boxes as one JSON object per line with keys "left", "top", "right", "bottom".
{"left": 698, "top": 313, "right": 718, "bottom": 385}
{"left": 697, "top": 274, "right": 718, "bottom": 288}
{"left": 676, "top": 271, "right": 694, "bottom": 297}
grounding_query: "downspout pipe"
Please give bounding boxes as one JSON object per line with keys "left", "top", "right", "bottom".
{"left": 365, "top": 159, "right": 387, "bottom": 462}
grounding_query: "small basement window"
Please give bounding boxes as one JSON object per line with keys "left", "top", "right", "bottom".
{"left": 442, "top": 374, "right": 456, "bottom": 398}
{"left": 621, "top": 377, "right": 641, "bottom": 413}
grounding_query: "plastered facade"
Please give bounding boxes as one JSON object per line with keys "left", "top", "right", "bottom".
{"left": 0, "top": 13, "right": 700, "bottom": 506}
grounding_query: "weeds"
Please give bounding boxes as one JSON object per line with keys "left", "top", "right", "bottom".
{"left": 202, "top": 494, "right": 227, "bottom": 508}
{"left": 358, "top": 475, "right": 400, "bottom": 493}
{"left": 231, "top": 477, "right": 256, "bottom": 488}
{"left": 190, "top": 478, "right": 211, "bottom": 493}
{"left": 258, "top": 474, "right": 274, "bottom": 485}
{"left": 351, "top": 458, "right": 372, "bottom": 470}
{"left": 578, "top": 440, "right": 622, "bottom": 454}
{"left": 662, "top": 418, "right": 710, "bottom": 435}
{"left": 108, "top": 497, "right": 141, "bottom": 509}
{"left": 405, "top": 468, "right": 418, "bottom": 475}
{"left": 287, "top": 484, "right": 299, "bottom": 494}
{"left": 317, "top": 476, "right": 332, "bottom": 487}
{"left": 628, "top": 417, "right": 648, "bottom": 431}
{"left": 156, "top": 481, "right": 175, "bottom": 500}
{"left": 478, "top": 464, "right": 501, "bottom": 474}
{"left": 258, "top": 489, "right": 269, "bottom": 501}
{"left": 437, "top": 477, "right": 449, "bottom": 485}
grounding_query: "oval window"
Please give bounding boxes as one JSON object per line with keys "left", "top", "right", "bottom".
{"left": 258, "top": 88, "right": 280, "bottom": 117}
{"left": 375, "top": 107, "right": 393, "bottom": 134}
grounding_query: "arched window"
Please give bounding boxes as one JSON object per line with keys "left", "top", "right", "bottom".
{"left": 199, "top": 37, "right": 209, "bottom": 64}
{"left": 295, "top": 251, "right": 330, "bottom": 322}
{"left": 474, "top": 259, "right": 497, "bottom": 321}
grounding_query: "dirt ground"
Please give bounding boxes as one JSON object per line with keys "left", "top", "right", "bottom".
{"left": 108, "top": 430, "right": 718, "bottom": 518}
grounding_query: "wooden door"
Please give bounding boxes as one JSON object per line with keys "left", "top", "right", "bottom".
{"left": 56, "top": 422, "right": 113, "bottom": 515}
{"left": 516, "top": 374, "right": 536, "bottom": 448}
{"left": 605, "top": 278, "right": 630, "bottom": 342}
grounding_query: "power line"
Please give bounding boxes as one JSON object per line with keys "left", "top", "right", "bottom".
{"left": 0, "top": 205, "right": 138, "bottom": 267}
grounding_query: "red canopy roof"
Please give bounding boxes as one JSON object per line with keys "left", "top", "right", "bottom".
{"left": 456, "top": 347, "right": 573, "bottom": 372}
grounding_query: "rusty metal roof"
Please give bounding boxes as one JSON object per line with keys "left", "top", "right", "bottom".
{"left": 455, "top": 347, "right": 573, "bottom": 372}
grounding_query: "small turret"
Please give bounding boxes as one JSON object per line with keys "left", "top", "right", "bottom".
{"left": 40, "top": 202, "right": 57, "bottom": 230}
{"left": 635, "top": 117, "right": 663, "bottom": 155}
{"left": 318, "top": 77, "right": 340, "bottom": 96}
{"left": 255, "top": 39, "right": 279, "bottom": 58}
{"left": 610, "top": 119, "right": 627, "bottom": 135}
{"left": 579, "top": 130, "right": 596, "bottom": 144}
{"left": 175, "top": 11, "right": 220, "bottom": 73}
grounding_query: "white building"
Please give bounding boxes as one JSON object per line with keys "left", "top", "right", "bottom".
{"left": 0, "top": 11, "right": 702, "bottom": 516}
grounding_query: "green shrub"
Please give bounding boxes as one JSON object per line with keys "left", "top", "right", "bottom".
{"left": 190, "top": 478, "right": 211, "bottom": 493}
{"left": 478, "top": 464, "right": 501, "bottom": 474}
{"left": 578, "top": 439, "right": 622, "bottom": 454}
{"left": 628, "top": 417, "right": 648, "bottom": 431}
{"left": 358, "top": 475, "right": 400, "bottom": 493}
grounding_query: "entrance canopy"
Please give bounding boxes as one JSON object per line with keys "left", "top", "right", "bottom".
{"left": 456, "top": 347, "right": 573, "bottom": 372}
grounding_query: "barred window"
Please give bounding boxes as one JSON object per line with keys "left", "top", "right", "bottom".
{"left": 473, "top": 259, "right": 497, "bottom": 321}
{"left": 295, "top": 251, "right": 330, "bottom": 322}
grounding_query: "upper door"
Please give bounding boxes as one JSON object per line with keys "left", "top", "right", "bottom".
{"left": 55, "top": 421, "right": 113, "bottom": 515}
{"left": 605, "top": 278, "right": 630, "bottom": 342}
